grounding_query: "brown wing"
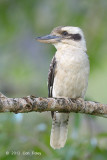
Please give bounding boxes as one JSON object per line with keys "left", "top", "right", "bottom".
{"left": 48, "top": 56, "right": 56, "bottom": 97}
{"left": 48, "top": 56, "right": 56, "bottom": 118}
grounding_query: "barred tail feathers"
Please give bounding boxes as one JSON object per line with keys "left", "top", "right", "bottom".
{"left": 50, "top": 112, "right": 69, "bottom": 149}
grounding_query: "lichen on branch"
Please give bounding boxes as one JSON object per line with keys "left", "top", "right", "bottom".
{"left": 0, "top": 92, "right": 107, "bottom": 118}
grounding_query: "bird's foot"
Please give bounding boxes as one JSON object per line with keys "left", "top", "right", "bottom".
{"left": 76, "top": 98, "right": 84, "bottom": 104}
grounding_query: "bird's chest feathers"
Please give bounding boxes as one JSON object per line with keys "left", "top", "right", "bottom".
{"left": 56, "top": 50, "right": 88, "bottom": 76}
{"left": 53, "top": 50, "right": 89, "bottom": 98}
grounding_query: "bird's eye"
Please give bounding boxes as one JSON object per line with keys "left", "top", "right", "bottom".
{"left": 61, "top": 31, "right": 68, "bottom": 36}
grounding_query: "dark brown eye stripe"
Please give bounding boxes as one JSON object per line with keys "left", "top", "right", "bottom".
{"left": 71, "top": 34, "right": 81, "bottom": 40}
{"left": 61, "top": 31, "right": 81, "bottom": 41}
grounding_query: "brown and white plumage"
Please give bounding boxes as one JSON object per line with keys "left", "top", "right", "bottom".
{"left": 36, "top": 26, "right": 90, "bottom": 149}
{"left": 48, "top": 56, "right": 69, "bottom": 149}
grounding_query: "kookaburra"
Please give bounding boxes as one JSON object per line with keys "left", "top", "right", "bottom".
{"left": 36, "top": 26, "right": 90, "bottom": 149}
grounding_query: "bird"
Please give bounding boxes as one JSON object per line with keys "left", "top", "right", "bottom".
{"left": 36, "top": 26, "right": 90, "bottom": 149}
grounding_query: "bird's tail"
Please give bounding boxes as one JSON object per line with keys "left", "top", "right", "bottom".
{"left": 50, "top": 112, "right": 69, "bottom": 149}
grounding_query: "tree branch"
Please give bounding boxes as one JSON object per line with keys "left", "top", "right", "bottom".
{"left": 0, "top": 92, "right": 107, "bottom": 118}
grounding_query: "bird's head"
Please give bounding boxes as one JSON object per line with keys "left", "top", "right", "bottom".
{"left": 36, "top": 26, "right": 86, "bottom": 51}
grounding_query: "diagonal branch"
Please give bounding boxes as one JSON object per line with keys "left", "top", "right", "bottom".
{"left": 0, "top": 92, "right": 107, "bottom": 118}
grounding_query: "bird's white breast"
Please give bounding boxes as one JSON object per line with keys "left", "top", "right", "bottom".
{"left": 53, "top": 48, "right": 90, "bottom": 98}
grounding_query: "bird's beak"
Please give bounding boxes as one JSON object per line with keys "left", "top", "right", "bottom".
{"left": 35, "top": 34, "right": 61, "bottom": 43}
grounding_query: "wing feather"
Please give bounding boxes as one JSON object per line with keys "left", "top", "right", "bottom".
{"left": 48, "top": 56, "right": 56, "bottom": 97}
{"left": 48, "top": 56, "right": 56, "bottom": 118}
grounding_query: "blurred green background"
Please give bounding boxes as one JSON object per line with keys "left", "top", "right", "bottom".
{"left": 0, "top": 0, "right": 107, "bottom": 159}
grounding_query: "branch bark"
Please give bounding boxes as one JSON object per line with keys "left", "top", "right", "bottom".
{"left": 0, "top": 92, "right": 107, "bottom": 118}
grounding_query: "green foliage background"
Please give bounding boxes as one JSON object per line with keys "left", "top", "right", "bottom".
{"left": 0, "top": 0, "right": 107, "bottom": 159}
